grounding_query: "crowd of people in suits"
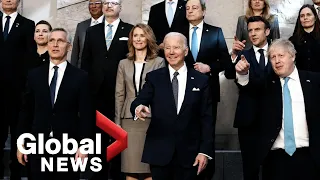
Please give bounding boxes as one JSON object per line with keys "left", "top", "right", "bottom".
{"left": 1, "top": 0, "right": 320, "bottom": 180}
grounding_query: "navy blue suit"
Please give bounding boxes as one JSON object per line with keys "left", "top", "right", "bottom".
{"left": 224, "top": 47, "right": 272, "bottom": 180}
{"left": 131, "top": 67, "right": 213, "bottom": 180}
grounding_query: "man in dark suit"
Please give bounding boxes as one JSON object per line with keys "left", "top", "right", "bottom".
{"left": 182, "top": 0, "right": 229, "bottom": 179}
{"left": 224, "top": 16, "right": 272, "bottom": 180}
{"left": 131, "top": 32, "right": 213, "bottom": 180}
{"left": 81, "top": 0, "right": 133, "bottom": 179}
{"left": 71, "top": 0, "right": 103, "bottom": 68}
{"left": 235, "top": 38, "right": 320, "bottom": 179}
{"left": 148, "top": 0, "right": 188, "bottom": 46}
{"left": 0, "top": 0, "right": 37, "bottom": 179}
{"left": 16, "top": 28, "right": 94, "bottom": 180}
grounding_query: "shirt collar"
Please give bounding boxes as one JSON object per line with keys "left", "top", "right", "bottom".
{"left": 166, "top": 0, "right": 178, "bottom": 4}
{"left": 314, "top": 4, "right": 319, "bottom": 9}
{"left": 49, "top": 60, "right": 67, "bottom": 72}
{"left": 105, "top": 17, "right": 120, "bottom": 27}
{"left": 252, "top": 43, "right": 268, "bottom": 54}
{"left": 91, "top": 15, "right": 104, "bottom": 24}
{"left": 2, "top": 11, "right": 18, "bottom": 20}
{"left": 168, "top": 62, "right": 187, "bottom": 79}
{"left": 189, "top": 20, "right": 204, "bottom": 31}
{"left": 285, "top": 66, "right": 299, "bottom": 82}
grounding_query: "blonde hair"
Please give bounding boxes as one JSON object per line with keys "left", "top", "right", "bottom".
{"left": 245, "top": 0, "right": 273, "bottom": 22}
{"left": 127, "top": 23, "right": 159, "bottom": 61}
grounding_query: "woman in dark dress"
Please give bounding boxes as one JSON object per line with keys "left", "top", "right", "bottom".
{"left": 289, "top": 4, "right": 320, "bottom": 72}
{"left": 33, "top": 20, "right": 52, "bottom": 68}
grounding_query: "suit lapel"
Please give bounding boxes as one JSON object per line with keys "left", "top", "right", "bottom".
{"left": 298, "top": 70, "right": 312, "bottom": 120}
{"left": 96, "top": 23, "right": 108, "bottom": 52}
{"left": 108, "top": 20, "right": 128, "bottom": 52}
{"left": 84, "top": 19, "right": 91, "bottom": 28}
{"left": 160, "top": 2, "right": 170, "bottom": 29}
{"left": 270, "top": 75, "right": 283, "bottom": 125}
{"left": 196, "top": 23, "right": 210, "bottom": 62}
{"left": 178, "top": 69, "right": 195, "bottom": 115}
{"left": 172, "top": 1, "right": 184, "bottom": 26}
{"left": 248, "top": 48, "right": 262, "bottom": 76}
{"left": 0, "top": 14, "right": 3, "bottom": 43}
{"left": 6, "top": 14, "right": 22, "bottom": 41}
{"left": 54, "top": 62, "right": 71, "bottom": 108}
{"left": 163, "top": 68, "right": 178, "bottom": 114}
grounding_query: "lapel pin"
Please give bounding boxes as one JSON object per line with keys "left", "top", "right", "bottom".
{"left": 179, "top": 6, "right": 182, "bottom": 9}
{"left": 206, "top": 29, "right": 209, "bottom": 32}
{"left": 306, "top": 80, "right": 310, "bottom": 82}
{"left": 121, "top": 27, "right": 124, "bottom": 29}
{"left": 272, "top": 81, "right": 275, "bottom": 83}
{"left": 191, "top": 77, "right": 194, "bottom": 79}
{"left": 16, "top": 23, "right": 19, "bottom": 27}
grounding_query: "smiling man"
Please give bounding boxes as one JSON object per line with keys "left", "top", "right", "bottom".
{"left": 0, "top": 0, "right": 37, "bottom": 179}
{"left": 131, "top": 32, "right": 213, "bottom": 180}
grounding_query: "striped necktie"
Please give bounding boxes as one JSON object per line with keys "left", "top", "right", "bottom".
{"left": 106, "top": 24, "right": 113, "bottom": 50}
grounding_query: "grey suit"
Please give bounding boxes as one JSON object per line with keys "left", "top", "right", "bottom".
{"left": 236, "top": 15, "right": 280, "bottom": 50}
{"left": 71, "top": 19, "right": 91, "bottom": 68}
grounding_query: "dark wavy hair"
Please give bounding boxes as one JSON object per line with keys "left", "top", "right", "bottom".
{"left": 127, "top": 23, "right": 159, "bottom": 61}
{"left": 292, "top": 4, "right": 320, "bottom": 44}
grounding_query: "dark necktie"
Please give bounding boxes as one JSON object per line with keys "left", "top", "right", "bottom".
{"left": 50, "top": 66, "right": 59, "bottom": 107}
{"left": 172, "top": 71, "right": 179, "bottom": 108}
{"left": 3, "top": 16, "right": 11, "bottom": 41}
{"left": 258, "top": 49, "right": 265, "bottom": 70}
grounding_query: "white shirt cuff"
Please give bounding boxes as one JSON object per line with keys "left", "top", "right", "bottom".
{"left": 199, "top": 153, "right": 213, "bottom": 160}
{"left": 236, "top": 71, "right": 249, "bottom": 86}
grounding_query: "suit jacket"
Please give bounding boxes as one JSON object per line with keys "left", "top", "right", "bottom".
{"left": 0, "top": 13, "right": 36, "bottom": 102}
{"left": 130, "top": 67, "right": 213, "bottom": 167}
{"left": 182, "top": 22, "right": 230, "bottom": 102}
{"left": 81, "top": 20, "right": 133, "bottom": 119}
{"left": 71, "top": 19, "right": 91, "bottom": 68}
{"left": 18, "top": 62, "right": 94, "bottom": 142}
{"left": 244, "top": 70, "right": 320, "bottom": 177}
{"left": 224, "top": 47, "right": 272, "bottom": 128}
{"left": 236, "top": 15, "right": 280, "bottom": 50}
{"left": 148, "top": 0, "right": 188, "bottom": 45}
{"left": 115, "top": 57, "right": 165, "bottom": 125}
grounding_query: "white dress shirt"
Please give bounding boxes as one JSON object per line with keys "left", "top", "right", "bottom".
{"left": 90, "top": 15, "right": 104, "bottom": 26}
{"left": 314, "top": 4, "right": 320, "bottom": 15}
{"left": 168, "top": 63, "right": 187, "bottom": 114}
{"left": 236, "top": 43, "right": 269, "bottom": 86}
{"left": 48, "top": 61, "right": 67, "bottom": 104}
{"left": 104, "top": 18, "right": 120, "bottom": 42}
{"left": 2, "top": 11, "right": 18, "bottom": 32}
{"left": 134, "top": 62, "right": 144, "bottom": 93}
{"left": 166, "top": 0, "right": 178, "bottom": 24}
{"left": 272, "top": 67, "right": 309, "bottom": 150}
{"left": 189, "top": 20, "right": 204, "bottom": 53}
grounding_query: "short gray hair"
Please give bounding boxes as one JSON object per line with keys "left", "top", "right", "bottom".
{"left": 268, "top": 38, "right": 296, "bottom": 58}
{"left": 50, "top": 28, "right": 72, "bottom": 43}
{"left": 163, "top": 32, "right": 188, "bottom": 49}
{"left": 187, "top": 0, "right": 206, "bottom": 10}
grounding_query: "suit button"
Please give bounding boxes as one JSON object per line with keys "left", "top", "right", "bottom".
{"left": 271, "top": 139, "right": 275, "bottom": 142}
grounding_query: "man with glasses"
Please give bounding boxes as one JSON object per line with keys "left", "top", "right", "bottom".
{"left": 16, "top": 28, "right": 94, "bottom": 180}
{"left": 71, "top": 0, "right": 103, "bottom": 68}
{"left": 81, "top": 0, "right": 133, "bottom": 179}
{"left": 0, "top": 0, "right": 37, "bottom": 179}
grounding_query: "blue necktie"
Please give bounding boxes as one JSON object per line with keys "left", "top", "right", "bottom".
{"left": 3, "top": 16, "right": 11, "bottom": 41}
{"left": 50, "top": 66, "right": 59, "bottom": 107}
{"left": 191, "top": 26, "right": 198, "bottom": 61}
{"left": 106, "top": 24, "right": 113, "bottom": 50}
{"left": 283, "top": 77, "right": 296, "bottom": 156}
{"left": 167, "top": 1, "right": 174, "bottom": 27}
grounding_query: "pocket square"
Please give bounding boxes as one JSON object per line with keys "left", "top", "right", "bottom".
{"left": 119, "top": 37, "right": 129, "bottom": 40}
{"left": 192, "top": 87, "right": 200, "bottom": 91}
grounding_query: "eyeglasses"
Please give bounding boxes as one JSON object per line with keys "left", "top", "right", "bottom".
{"left": 89, "top": 2, "right": 102, "bottom": 6}
{"left": 102, "top": 1, "right": 120, "bottom": 7}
